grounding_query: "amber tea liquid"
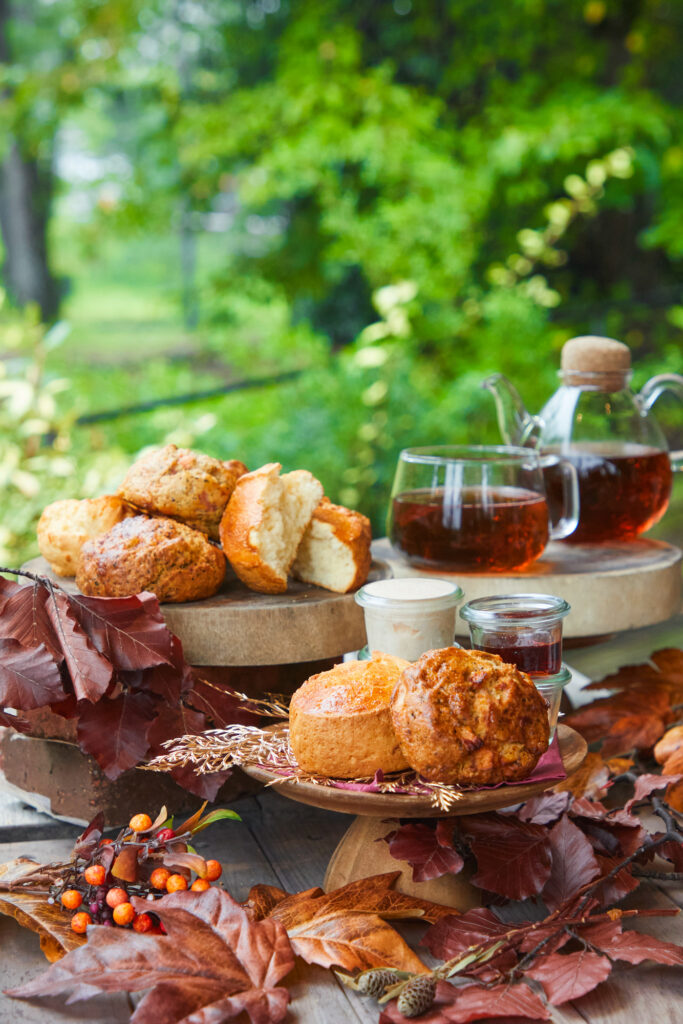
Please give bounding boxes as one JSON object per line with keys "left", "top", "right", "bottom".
{"left": 390, "top": 486, "right": 549, "bottom": 571}
{"left": 543, "top": 443, "right": 671, "bottom": 543}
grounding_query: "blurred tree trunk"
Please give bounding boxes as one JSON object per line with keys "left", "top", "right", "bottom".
{"left": 0, "top": 0, "right": 59, "bottom": 319}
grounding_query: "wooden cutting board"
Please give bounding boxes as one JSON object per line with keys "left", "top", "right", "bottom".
{"left": 373, "top": 537, "right": 682, "bottom": 640}
{"left": 22, "top": 556, "right": 388, "bottom": 666}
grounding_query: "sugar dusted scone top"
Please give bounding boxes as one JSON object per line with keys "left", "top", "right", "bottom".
{"left": 289, "top": 652, "right": 411, "bottom": 778}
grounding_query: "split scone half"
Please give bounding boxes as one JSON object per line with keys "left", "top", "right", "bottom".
{"left": 292, "top": 498, "right": 372, "bottom": 593}
{"left": 219, "top": 462, "right": 323, "bottom": 593}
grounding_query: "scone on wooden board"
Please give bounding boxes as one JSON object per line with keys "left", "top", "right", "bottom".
{"left": 391, "top": 647, "right": 550, "bottom": 786}
{"left": 219, "top": 462, "right": 323, "bottom": 594}
{"left": 77, "top": 515, "right": 226, "bottom": 604}
{"left": 289, "top": 652, "right": 411, "bottom": 778}
{"left": 119, "top": 444, "right": 247, "bottom": 539}
{"left": 291, "top": 498, "right": 371, "bottom": 593}
{"left": 37, "top": 496, "right": 134, "bottom": 577}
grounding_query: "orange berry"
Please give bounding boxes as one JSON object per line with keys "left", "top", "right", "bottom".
{"left": 166, "top": 874, "right": 188, "bottom": 893}
{"left": 61, "top": 889, "right": 83, "bottom": 910}
{"left": 99, "top": 838, "right": 114, "bottom": 846}
{"left": 132, "top": 912, "right": 154, "bottom": 933}
{"left": 105, "top": 887, "right": 129, "bottom": 909}
{"left": 71, "top": 911, "right": 92, "bottom": 934}
{"left": 205, "top": 860, "right": 222, "bottom": 881}
{"left": 113, "top": 902, "right": 135, "bottom": 926}
{"left": 150, "top": 867, "right": 171, "bottom": 890}
{"left": 129, "top": 813, "right": 153, "bottom": 833}
{"left": 191, "top": 878, "right": 210, "bottom": 892}
{"left": 84, "top": 864, "right": 106, "bottom": 886}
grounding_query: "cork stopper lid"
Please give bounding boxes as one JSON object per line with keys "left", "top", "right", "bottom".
{"left": 560, "top": 336, "right": 631, "bottom": 389}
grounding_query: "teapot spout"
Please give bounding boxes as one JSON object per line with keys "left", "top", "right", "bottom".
{"left": 482, "top": 373, "right": 542, "bottom": 447}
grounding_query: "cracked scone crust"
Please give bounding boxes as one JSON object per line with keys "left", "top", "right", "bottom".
{"left": 390, "top": 647, "right": 550, "bottom": 786}
{"left": 119, "top": 444, "right": 247, "bottom": 539}
{"left": 76, "top": 515, "right": 226, "bottom": 603}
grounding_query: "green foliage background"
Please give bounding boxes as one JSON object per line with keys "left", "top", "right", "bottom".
{"left": 1, "top": 0, "right": 682, "bottom": 563}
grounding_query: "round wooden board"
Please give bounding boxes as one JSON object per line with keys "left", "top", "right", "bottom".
{"left": 373, "top": 537, "right": 682, "bottom": 640}
{"left": 242, "top": 724, "right": 586, "bottom": 817}
{"left": 22, "top": 556, "right": 388, "bottom": 666}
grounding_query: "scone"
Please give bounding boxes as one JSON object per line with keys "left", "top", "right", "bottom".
{"left": 291, "top": 498, "right": 372, "bottom": 593}
{"left": 289, "top": 652, "right": 411, "bottom": 778}
{"left": 219, "top": 463, "right": 323, "bottom": 593}
{"left": 118, "top": 444, "right": 247, "bottom": 539}
{"left": 37, "top": 496, "right": 134, "bottom": 577}
{"left": 391, "top": 647, "right": 550, "bottom": 786}
{"left": 77, "top": 515, "right": 226, "bottom": 604}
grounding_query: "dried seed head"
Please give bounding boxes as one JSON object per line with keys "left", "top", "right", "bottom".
{"left": 396, "top": 976, "right": 437, "bottom": 1018}
{"left": 357, "top": 968, "right": 402, "bottom": 997}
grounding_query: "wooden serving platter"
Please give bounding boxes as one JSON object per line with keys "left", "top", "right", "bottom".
{"left": 22, "top": 556, "right": 388, "bottom": 666}
{"left": 373, "top": 537, "right": 683, "bottom": 640}
{"left": 241, "top": 724, "right": 586, "bottom": 818}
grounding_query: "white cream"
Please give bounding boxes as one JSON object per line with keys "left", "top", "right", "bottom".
{"left": 355, "top": 578, "right": 464, "bottom": 661}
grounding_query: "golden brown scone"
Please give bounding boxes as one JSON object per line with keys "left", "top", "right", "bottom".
{"left": 391, "top": 647, "right": 550, "bottom": 786}
{"left": 37, "top": 496, "right": 134, "bottom": 577}
{"left": 77, "top": 515, "right": 226, "bottom": 604}
{"left": 289, "top": 652, "right": 411, "bottom": 778}
{"left": 219, "top": 463, "right": 323, "bottom": 593}
{"left": 118, "top": 444, "right": 247, "bottom": 539}
{"left": 291, "top": 498, "right": 372, "bottom": 593}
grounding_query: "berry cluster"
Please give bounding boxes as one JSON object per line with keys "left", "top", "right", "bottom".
{"left": 51, "top": 810, "right": 224, "bottom": 935}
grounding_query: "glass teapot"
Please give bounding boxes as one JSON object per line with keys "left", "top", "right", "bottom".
{"left": 483, "top": 336, "right": 683, "bottom": 543}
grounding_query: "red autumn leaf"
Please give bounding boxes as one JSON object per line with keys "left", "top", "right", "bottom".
{"left": 71, "top": 812, "right": 105, "bottom": 861}
{"left": 0, "top": 638, "right": 66, "bottom": 709}
{"left": 380, "top": 979, "right": 550, "bottom": 1023}
{"left": 385, "top": 823, "right": 464, "bottom": 882}
{"left": 516, "top": 792, "right": 571, "bottom": 825}
{"left": 186, "top": 675, "right": 260, "bottom": 728}
{"left": 592, "top": 855, "right": 640, "bottom": 906}
{"left": 121, "top": 635, "right": 191, "bottom": 705}
{"left": 458, "top": 814, "right": 552, "bottom": 900}
{"left": 554, "top": 751, "right": 611, "bottom": 799}
{"left": 0, "top": 708, "right": 29, "bottom": 732}
{"left": 580, "top": 919, "right": 683, "bottom": 965}
{"left": 421, "top": 908, "right": 509, "bottom": 961}
{"left": 525, "top": 949, "right": 612, "bottom": 1004}
{"left": 7, "top": 887, "right": 295, "bottom": 1024}
{"left": 145, "top": 702, "right": 233, "bottom": 800}
{"left": 564, "top": 688, "right": 671, "bottom": 757}
{"left": 46, "top": 592, "right": 113, "bottom": 702}
{"left": 541, "top": 814, "right": 600, "bottom": 912}
{"left": 243, "top": 885, "right": 289, "bottom": 921}
{"left": 76, "top": 690, "right": 157, "bottom": 779}
{"left": 112, "top": 846, "right": 139, "bottom": 883}
{"left": 67, "top": 591, "right": 174, "bottom": 671}
{"left": 0, "top": 578, "right": 62, "bottom": 660}
{"left": 625, "top": 772, "right": 683, "bottom": 812}
{"left": 518, "top": 922, "right": 571, "bottom": 955}
{"left": 658, "top": 838, "right": 683, "bottom": 870}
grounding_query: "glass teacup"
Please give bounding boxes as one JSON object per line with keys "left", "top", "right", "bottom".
{"left": 387, "top": 445, "right": 578, "bottom": 572}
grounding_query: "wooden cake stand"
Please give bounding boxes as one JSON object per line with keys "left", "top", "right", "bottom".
{"left": 373, "top": 537, "right": 683, "bottom": 641}
{"left": 23, "top": 556, "right": 389, "bottom": 666}
{"left": 243, "top": 724, "right": 587, "bottom": 910}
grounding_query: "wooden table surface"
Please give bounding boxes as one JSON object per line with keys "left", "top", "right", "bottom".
{"left": 1, "top": 615, "right": 683, "bottom": 1023}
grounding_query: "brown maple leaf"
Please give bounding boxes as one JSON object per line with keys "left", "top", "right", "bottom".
{"left": 7, "top": 888, "right": 295, "bottom": 1024}
{"left": 0, "top": 859, "right": 85, "bottom": 962}
{"left": 265, "top": 872, "right": 445, "bottom": 974}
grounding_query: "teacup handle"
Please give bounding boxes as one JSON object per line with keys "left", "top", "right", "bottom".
{"left": 538, "top": 455, "right": 580, "bottom": 541}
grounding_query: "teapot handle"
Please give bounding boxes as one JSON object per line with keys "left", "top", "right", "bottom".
{"left": 638, "top": 374, "right": 683, "bottom": 472}
{"left": 538, "top": 455, "right": 580, "bottom": 540}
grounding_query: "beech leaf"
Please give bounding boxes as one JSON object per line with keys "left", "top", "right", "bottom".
{"left": 385, "top": 822, "right": 464, "bottom": 882}
{"left": 516, "top": 791, "right": 571, "bottom": 825}
{"left": 67, "top": 591, "right": 174, "bottom": 670}
{"left": 0, "top": 578, "right": 62, "bottom": 659}
{"left": 0, "top": 638, "right": 66, "bottom": 709}
{"left": 625, "top": 772, "right": 683, "bottom": 812}
{"left": 46, "top": 592, "right": 113, "bottom": 702}
{"left": 72, "top": 812, "right": 105, "bottom": 861}
{"left": 7, "top": 888, "right": 295, "bottom": 1024}
{"left": 458, "top": 814, "right": 552, "bottom": 900}
{"left": 542, "top": 813, "right": 600, "bottom": 912}
{"left": 580, "top": 919, "right": 683, "bottom": 965}
{"left": 380, "top": 979, "right": 550, "bottom": 1023}
{"left": 592, "top": 855, "right": 640, "bottom": 906}
{"left": 186, "top": 675, "right": 260, "bottom": 728}
{"left": 421, "top": 908, "right": 509, "bottom": 962}
{"left": 76, "top": 690, "right": 157, "bottom": 779}
{"left": 525, "top": 949, "right": 612, "bottom": 1004}
{"left": 0, "top": 708, "right": 30, "bottom": 732}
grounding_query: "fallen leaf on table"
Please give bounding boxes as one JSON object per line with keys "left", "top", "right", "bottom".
{"left": 564, "top": 688, "right": 672, "bottom": 757}
{"left": 554, "top": 751, "right": 611, "bottom": 799}
{"left": 266, "top": 873, "right": 442, "bottom": 974}
{"left": 7, "top": 887, "right": 295, "bottom": 1024}
{"left": 420, "top": 907, "right": 510, "bottom": 962}
{"left": 457, "top": 814, "right": 552, "bottom": 901}
{"left": 244, "top": 884, "right": 289, "bottom": 920}
{"left": 541, "top": 814, "right": 600, "bottom": 912}
{"left": 384, "top": 822, "right": 465, "bottom": 882}
{"left": 580, "top": 918, "right": 683, "bottom": 965}
{"left": 525, "top": 948, "right": 612, "bottom": 1004}
{"left": 0, "top": 859, "right": 85, "bottom": 962}
{"left": 380, "top": 978, "right": 550, "bottom": 1023}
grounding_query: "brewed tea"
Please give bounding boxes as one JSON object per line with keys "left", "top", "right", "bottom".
{"left": 390, "top": 486, "right": 549, "bottom": 571}
{"left": 543, "top": 443, "right": 671, "bottom": 543}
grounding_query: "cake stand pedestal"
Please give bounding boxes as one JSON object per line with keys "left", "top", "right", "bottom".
{"left": 372, "top": 538, "right": 682, "bottom": 642}
{"left": 243, "top": 724, "right": 586, "bottom": 910}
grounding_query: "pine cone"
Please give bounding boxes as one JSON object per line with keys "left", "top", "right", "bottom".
{"left": 357, "top": 968, "right": 402, "bottom": 997}
{"left": 396, "top": 976, "right": 436, "bottom": 1018}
